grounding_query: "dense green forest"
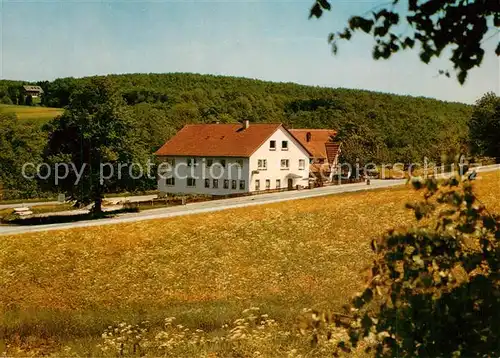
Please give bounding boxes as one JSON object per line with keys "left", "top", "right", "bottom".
{"left": 0, "top": 73, "right": 472, "bottom": 199}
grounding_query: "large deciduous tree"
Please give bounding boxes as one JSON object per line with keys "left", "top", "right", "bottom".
{"left": 469, "top": 92, "right": 500, "bottom": 161}
{"left": 310, "top": 0, "right": 500, "bottom": 84}
{"left": 43, "top": 78, "right": 149, "bottom": 213}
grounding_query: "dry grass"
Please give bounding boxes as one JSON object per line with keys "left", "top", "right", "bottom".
{"left": 1, "top": 171, "right": 499, "bottom": 356}
{"left": 0, "top": 104, "right": 63, "bottom": 121}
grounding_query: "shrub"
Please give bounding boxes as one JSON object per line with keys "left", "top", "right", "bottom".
{"left": 303, "top": 176, "right": 500, "bottom": 357}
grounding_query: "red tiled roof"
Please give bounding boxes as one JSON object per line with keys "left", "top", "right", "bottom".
{"left": 289, "top": 129, "right": 337, "bottom": 159}
{"left": 155, "top": 123, "right": 284, "bottom": 157}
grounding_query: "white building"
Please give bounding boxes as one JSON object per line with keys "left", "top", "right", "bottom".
{"left": 155, "top": 121, "right": 313, "bottom": 196}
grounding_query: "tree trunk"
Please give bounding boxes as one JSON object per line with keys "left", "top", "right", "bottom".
{"left": 93, "top": 197, "right": 102, "bottom": 214}
{"left": 93, "top": 182, "right": 103, "bottom": 214}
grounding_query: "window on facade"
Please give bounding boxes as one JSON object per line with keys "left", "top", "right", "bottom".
{"left": 281, "top": 141, "right": 288, "bottom": 150}
{"left": 232, "top": 180, "right": 237, "bottom": 189}
{"left": 276, "top": 179, "right": 281, "bottom": 189}
{"left": 166, "top": 158, "right": 175, "bottom": 166}
{"left": 270, "top": 140, "right": 276, "bottom": 150}
{"left": 187, "top": 158, "right": 197, "bottom": 166}
{"left": 224, "top": 179, "right": 229, "bottom": 189}
{"left": 255, "top": 179, "right": 260, "bottom": 191}
{"left": 265, "top": 179, "right": 270, "bottom": 190}
{"left": 213, "top": 179, "right": 219, "bottom": 189}
{"left": 204, "top": 178, "right": 210, "bottom": 188}
{"left": 299, "top": 159, "right": 306, "bottom": 170}
{"left": 206, "top": 159, "right": 213, "bottom": 167}
{"left": 158, "top": 162, "right": 172, "bottom": 178}
{"left": 236, "top": 159, "right": 244, "bottom": 168}
{"left": 318, "top": 158, "right": 325, "bottom": 164}
{"left": 239, "top": 180, "right": 245, "bottom": 190}
{"left": 187, "top": 177, "right": 196, "bottom": 187}
{"left": 220, "top": 159, "right": 226, "bottom": 168}
{"left": 281, "top": 159, "right": 290, "bottom": 169}
{"left": 257, "top": 159, "right": 267, "bottom": 170}
{"left": 166, "top": 177, "right": 175, "bottom": 186}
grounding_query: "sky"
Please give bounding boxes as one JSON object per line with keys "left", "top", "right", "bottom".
{"left": 0, "top": 0, "right": 499, "bottom": 104}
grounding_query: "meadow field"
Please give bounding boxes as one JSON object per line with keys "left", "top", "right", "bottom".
{"left": 1, "top": 171, "right": 500, "bottom": 356}
{"left": 0, "top": 104, "right": 63, "bottom": 122}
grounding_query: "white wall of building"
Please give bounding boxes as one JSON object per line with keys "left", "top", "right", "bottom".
{"left": 158, "top": 156, "right": 250, "bottom": 196}
{"left": 157, "top": 126, "right": 310, "bottom": 196}
{"left": 248, "top": 127, "right": 310, "bottom": 192}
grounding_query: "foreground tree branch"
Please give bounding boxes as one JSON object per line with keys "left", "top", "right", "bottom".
{"left": 310, "top": 0, "right": 500, "bottom": 84}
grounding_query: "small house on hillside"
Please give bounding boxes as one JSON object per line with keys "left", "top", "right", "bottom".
{"left": 289, "top": 129, "right": 341, "bottom": 186}
{"left": 155, "top": 121, "right": 313, "bottom": 196}
{"left": 22, "top": 85, "right": 44, "bottom": 98}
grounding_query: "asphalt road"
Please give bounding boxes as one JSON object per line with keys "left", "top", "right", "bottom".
{"left": 1, "top": 164, "right": 499, "bottom": 236}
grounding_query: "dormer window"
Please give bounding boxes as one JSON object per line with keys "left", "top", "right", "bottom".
{"left": 269, "top": 140, "right": 276, "bottom": 150}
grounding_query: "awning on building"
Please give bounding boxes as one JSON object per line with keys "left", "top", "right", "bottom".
{"left": 285, "top": 173, "right": 304, "bottom": 179}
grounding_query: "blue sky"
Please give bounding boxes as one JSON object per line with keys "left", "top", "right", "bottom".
{"left": 0, "top": 0, "right": 498, "bottom": 104}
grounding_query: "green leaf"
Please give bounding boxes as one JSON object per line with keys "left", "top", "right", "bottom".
{"left": 361, "top": 288, "right": 374, "bottom": 303}
{"left": 420, "top": 51, "right": 432, "bottom": 64}
{"left": 387, "top": 12, "right": 399, "bottom": 25}
{"left": 331, "top": 42, "right": 338, "bottom": 55}
{"left": 317, "top": 0, "right": 331, "bottom": 11}
{"left": 311, "top": 332, "right": 318, "bottom": 347}
{"left": 458, "top": 70, "right": 467, "bottom": 85}
{"left": 420, "top": 273, "right": 433, "bottom": 288}
{"left": 403, "top": 37, "right": 415, "bottom": 49}
{"left": 339, "top": 28, "right": 352, "bottom": 40}
{"left": 309, "top": 3, "right": 323, "bottom": 19}
{"left": 412, "top": 180, "right": 423, "bottom": 190}
{"left": 412, "top": 254, "right": 424, "bottom": 267}
{"left": 361, "top": 314, "right": 373, "bottom": 330}
{"left": 348, "top": 16, "right": 374, "bottom": 33}
{"left": 374, "top": 24, "right": 390, "bottom": 37}
{"left": 353, "top": 295, "right": 364, "bottom": 309}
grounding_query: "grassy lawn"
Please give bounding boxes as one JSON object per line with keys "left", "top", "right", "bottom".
{"left": 0, "top": 104, "right": 64, "bottom": 122}
{"left": 0, "top": 203, "right": 75, "bottom": 222}
{"left": 1, "top": 171, "right": 499, "bottom": 356}
{"left": 0, "top": 197, "right": 58, "bottom": 205}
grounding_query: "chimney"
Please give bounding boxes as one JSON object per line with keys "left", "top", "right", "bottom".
{"left": 243, "top": 120, "right": 250, "bottom": 129}
{"left": 306, "top": 132, "right": 312, "bottom": 142}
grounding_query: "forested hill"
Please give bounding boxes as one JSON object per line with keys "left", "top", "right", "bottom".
{"left": 1, "top": 73, "right": 472, "bottom": 164}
